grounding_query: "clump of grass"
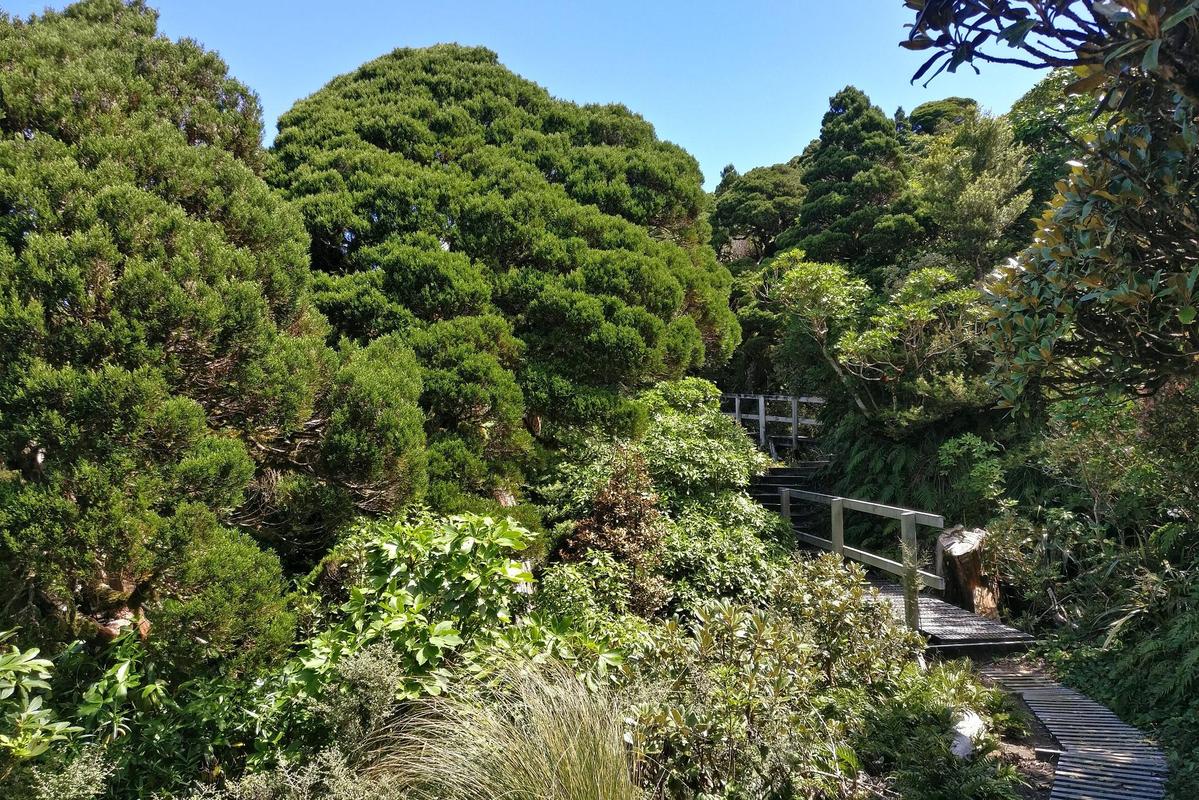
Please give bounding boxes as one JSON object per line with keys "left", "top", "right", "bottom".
{"left": 370, "top": 662, "right": 641, "bottom": 800}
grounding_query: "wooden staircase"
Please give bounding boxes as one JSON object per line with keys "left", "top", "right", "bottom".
{"left": 747, "top": 465, "right": 823, "bottom": 513}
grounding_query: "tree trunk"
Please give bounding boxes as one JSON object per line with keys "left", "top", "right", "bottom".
{"left": 937, "top": 525, "right": 999, "bottom": 619}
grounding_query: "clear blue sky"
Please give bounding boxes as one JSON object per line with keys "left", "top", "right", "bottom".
{"left": 9, "top": 1, "right": 1046, "bottom": 189}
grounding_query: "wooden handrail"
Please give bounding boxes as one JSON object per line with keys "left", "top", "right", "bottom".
{"left": 721, "top": 393, "right": 825, "bottom": 451}
{"left": 786, "top": 489, "right": 944, "bottom": 528}
{"left": 723, "top": 392, "right": 827, "bottom": 404}
{"left": 779, "top": 487, "right": 945, "bottom": 630}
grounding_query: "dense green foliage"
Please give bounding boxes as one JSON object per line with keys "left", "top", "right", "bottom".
{"left": 1, "top": 375, "right": 1023, "bottom": 800}
{"left": 909, "top": 96, "right": 979, "bottom": 135}
{"left": 713, "top": 83, "right": 1030, "bottom": 393}
{"left": 11, "top": 0, "right": 1199, "bottom": 797}
{"left": 991, "top": 102, "right": 1199, "bottom": 400}
{"left": 896, "top": 4, "right": 1199, "bottom": 795}
{"left": 534, "top": 383, "right": 1020, "bottom": 800}
{"left": 710, "top": 160, "right": 806, "bottom": 262}
{"left": 779, "top": 255, "right": 992, "bottom": 429}
{"left": 0, "top": 0, "right": 427, "bottom": 668}
{"left": 704, "top": 6, "right": 1199, "bottom": 791}
{"left": 910, "top": 112, "right": 1031, "bottom": 276}
{"left": 267, "top": 44, "right": 739, "bottom": 505}
{"left": 1007, "top": 69, "right": 1103, "bottom": 227}
{"left": 781, "top": 87, "right": 921, "bottom": 276}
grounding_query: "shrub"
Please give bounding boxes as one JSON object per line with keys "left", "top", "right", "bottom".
{"left": 288, "top": 512, "right": 535, "bottom": 701}
{"left": 855, "top": 662, "right": 1021, "bottom": 800}
{"left": 769, "top": 556, "right": 920, "bottom": 689}
{"left": 637, "top": 378, "right": 770, "bottom": 507}
{"left": 184, "top": 748, "right": 402, "bottom": 800}
{"left": 658, "top": 508, "right": 780, "bottom": 609}
{"left": 555, "top": 447, "right": 663, "bottom": 568}
{"left": 17, "top": 747, "right": 111, "bottom": 800}
{"left": 937, "top": 434, "right": 1007, "bottom": 527}
{"left": 0, "top": 632, "right": 79, "bottom": 786}
{"left": 625, "top": 600, "right": 857, "bottom": 799}
{"left": 302, "top": 643, "right": 406, "bottom": 752}
{"left": 618, "top": 558, "right": 1009, "bottom": 800}
{"left": 538, "top": 552, "right": 635, "bottom": 631}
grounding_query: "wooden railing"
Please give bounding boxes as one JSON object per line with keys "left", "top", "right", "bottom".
{"left": 778, "top": 488, "right": 945, "bottom": 630}
{"left": 720, "top": 393, "right": 824, "bottom": 451}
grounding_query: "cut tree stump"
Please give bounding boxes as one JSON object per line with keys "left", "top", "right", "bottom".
{"left": 938, "top": 525, "right": 999, "bottom": 619}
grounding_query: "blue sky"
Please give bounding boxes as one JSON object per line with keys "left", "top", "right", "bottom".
{"left": 9, "top": 1, "right": 1046, "bottom": 188}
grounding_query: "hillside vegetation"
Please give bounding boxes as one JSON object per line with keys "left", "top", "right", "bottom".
{"left": 710, "top": 3, "right": 1199, "bottom": 796}
{"left": 1, "top": 1, "right": 1197, "bottom": 799}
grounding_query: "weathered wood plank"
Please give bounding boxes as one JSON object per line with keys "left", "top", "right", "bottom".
{"left": 870, "top": 580, "right": 1031, "bottom": 647}
{"left": 982, "top": 662, "right": 1166, "bottom": 800}
{"left": 791, "top": 530, "right": 946, "bottom": 590}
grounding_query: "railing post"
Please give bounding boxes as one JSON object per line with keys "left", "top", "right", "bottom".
{"left": 901, "top": 512, "right": 921, "bottom": 631}
{"left": 779, "top": 487, "right": 790, "bottom": 525}
{"left": 830, "top": 497, "right": 844, "bottom": 557}
{"left": 734, "top": 394, "right": 742, "bottom": 425}
{"left": 790, "top": 397, "right": 799, "bottom": 452}
{"left": 758, "top": 395, "right": 767, "bottom": 448}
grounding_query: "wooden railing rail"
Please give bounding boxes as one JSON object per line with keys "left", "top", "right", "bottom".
{"left": 720, "top": 393, "right": 825, "bottom": 450}
{"left": 779, "top": 487, "right": 945, "bottom": 630}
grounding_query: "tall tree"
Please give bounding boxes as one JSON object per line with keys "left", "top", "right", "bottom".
{"left": 0, "top": 0, "right": 426, "bottom": 661}
{"left": 1007, "top": 69, "right": 1102, "bottom": 228}
{"left": 912, "top": 109, "right": 1032, "bottom": 275}
{"left": 269, "top": 45, "right": 739, "bottom": 504}
{"left": 908, "top": 96, "right": 978, "bottom": 135}
{"left": 779, "top": 86, "right": 922, "bottom": 276}
{"left": 710, "top": 161, "right": 806, "bottom": 262}
{"left": 902, "top": 0, "right": 1199, "bottom": 402}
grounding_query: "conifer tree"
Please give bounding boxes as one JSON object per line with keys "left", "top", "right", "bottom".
{"left": 779, "top": 86, "right": 921, "bottom": 274}
{"left": 908, "top": 96, "right": 978, "bottom": 135}
{"left": 912, "top": 110, "right": 1032, "bottom": 276}
{"left": 0, "top": 0, "right": 426, "bottom": 661}
{"left": 710, "top": 162, "right": 806, "bottom": 262}
{"left": 269, "top": 45, "right": 738, "bottom": 504}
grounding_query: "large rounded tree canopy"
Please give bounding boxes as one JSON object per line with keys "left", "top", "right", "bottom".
{"left": 0, "top": 0, "right": 427, "bottom": 660}
{"left": 269, "top": 45, "right": 738, "bottom": 502}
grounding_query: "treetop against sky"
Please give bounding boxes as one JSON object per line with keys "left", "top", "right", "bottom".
{"left": 4, "top": 0, "right": 1043, "bottom": 189}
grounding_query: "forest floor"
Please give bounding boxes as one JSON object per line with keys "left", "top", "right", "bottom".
{"left": 997, "top": 705, "right": 1056, "bottom": 799}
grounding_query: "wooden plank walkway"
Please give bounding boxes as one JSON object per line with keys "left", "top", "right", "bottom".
{"left": 980, "top": 661, "right": 1168, "bottom": 800}
{"left": 869, "top": 578, "right": 1034, "bottom": 653}
{"left": 741, "top": 431, "right": 1167, "bottom": 798}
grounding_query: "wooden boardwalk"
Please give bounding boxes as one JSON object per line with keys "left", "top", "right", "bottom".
{"left": 749, "top": 464, "right": 1035, "bottom": 651}
{"left": 869, "top": 579, "right": 1034, "bottom": 653}
{"left": 981, "top": 661, "right": 1168, "bottom": 800}
{"left": 738, "top": 400, "right": 1170, "bottom": 800}
{"left": 739, "top": 438, "right": 1168, "bottom": 800}
{"left": 873, "top": 585, "right": 1166, "bottom": 798}
{"left": 867, "top": 581, "right": 1167, "bottom": 800}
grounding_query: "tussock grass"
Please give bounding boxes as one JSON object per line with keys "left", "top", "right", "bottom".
{"left": 370, "top": 663, "right": 641, "bottom": 800}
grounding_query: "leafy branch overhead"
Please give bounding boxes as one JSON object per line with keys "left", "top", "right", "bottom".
{"left": 902, "top": 0, "right": 1199, "bottom": 106}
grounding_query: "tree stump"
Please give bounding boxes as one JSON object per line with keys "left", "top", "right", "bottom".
{"left": 493, "top": 486, "right": 517, "bottom": 508}
{"left": 937, "top": 525, "right": 999, "bottom": 619}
